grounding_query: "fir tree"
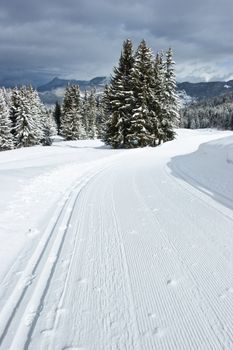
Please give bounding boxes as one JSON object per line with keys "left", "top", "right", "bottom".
{"left": 96, "top": 95, "right": 107, "bottom": 138}
{"left": 10, "top": 87, "right": 21, "bottom": 137}
{"left": 41, "top": 109, "right": 57, "bottom": 146}
{"left": 86, "top": 89, "right": 97, "bottom": 139}
{"left": 104, "top": 39, "right": 134, "bottom": 148}
{"left": 13, "top": 86, "right": 42, "bottom": 148}
{"left": 126, "top": 39, "right": 154, "bottom": 147}
{"left": 81, "top": 90, "right": 89, "bottom": 138}
{"left": 153, "top": 52, "right": 168, "bottom": 145}
{"left": 103, "top": 39, "right": 180, "bottom": 148}
{"left": 53, "top": 101, "right": 62, "bottom": 135}
{"left": 162, "top": 48, "right": 180, "bottom": 141}
{"left": 61, "top": 85, "right": 86, "bottom": 140}
{"left": 0, "top": 90, "right": 14, "bottom": 151}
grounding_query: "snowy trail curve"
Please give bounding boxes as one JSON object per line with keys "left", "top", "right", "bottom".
{"left": 1, "top": 131, "right": 233, "bottom": 349}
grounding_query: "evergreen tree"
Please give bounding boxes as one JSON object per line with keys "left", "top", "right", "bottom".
{"left": 13, "top": 86, "right": 42, "bottom": 148}
{"left": 10, "top": 87, "right": 21, "bottom": 137}
{"left": 61, "top": 85, "right": 86, "bottom": 140}
{"left": 153, "top": 52, "right": 170, "bottom": 145}
{"left": 96, "top": 95, "right": 108, "bottom": 138}
{"left": 28, "top": 86, "right": 46, "bottom": 142}
{"left": 149, "top": 52, "right": 166, "bottom": 145}
{"left": 162, "top": 48, "right": 180, "bottom": 141}
{"left": 0, "top": 90, "right": 14, "bottom": 151}
{"left": 81, "top": 90, "right": 89, "bottom": 138}
{"left": 41, "top": 109, "right": 57, "bottom": 146}
{"left": 86, "top": 89, "right": 97, "bottom": 139}
{"left": 126, "top": 39, "right": 154, "bottom": 147}
{"left": 53, "top": 101, "right": 62, "bottom": 135}
{"left": 104, "top": 39, "right": 134, "bottom": 148}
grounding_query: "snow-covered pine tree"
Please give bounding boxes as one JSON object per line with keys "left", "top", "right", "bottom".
{"left": 28, "top": 86, "right": 46, "bottom": 142}
{"left": 162, "top": 48, "right": 181, "bottom": 141}
{"left": 13, "top": 86, "right": 42, "bottom": 148}
{"left": 81, "top": 90, "right": 89, "bottom": 138}
{"left": 126, "top": 39, "right": 154, "bottom": 147}
{"left": 61, "top": 85, "right": 86, "bottom": 140}
{"left": 0, "top": 90, "right": 14, "bottom": 151}
{"left": 86, "top": 89, "right": 97, "bottom": 139}
{"left": 147, "top": 52, "right": 164, "bottom": 146}
{"left": 153, "top": 52, "right": 169, "bottom": 145}
{"left": 41, "top": 109, "right": 57, "bottom": 146}
{"left": 96, "top": 95, "right": 108, "bottom": 139}
{"left": 10, "top": 87, "right": 21, "bottom": 138}
{"left": 53, "top": 101, "right": 62, "bottom": 135}
{"left": 104, "top": 39, "right": 134, "bottom": 148}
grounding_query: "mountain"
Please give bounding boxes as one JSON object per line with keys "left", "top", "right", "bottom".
{"left": 38, "top": 76, "right": 109, "bottom": 105}
{"left": 177, "top": 80, "right": 233, "bottom": 100}
{"left": 3, "top": 75, "right": 233, "bottom": 105}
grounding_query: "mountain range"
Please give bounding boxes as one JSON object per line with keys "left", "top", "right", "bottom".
{"left": 2, "top": 75, "right": 233, "bottom": 105}
{"left": 37, "top": 76, "right": 233, "bottom": 105}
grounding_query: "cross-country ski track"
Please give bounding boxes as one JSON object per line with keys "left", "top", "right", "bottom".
{"left": 1, "top": 129, "right": 233, "bottom": 349}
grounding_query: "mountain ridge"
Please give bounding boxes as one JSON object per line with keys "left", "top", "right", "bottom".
{"left": 38, "top": 76, "right": 233, "bottom": 103}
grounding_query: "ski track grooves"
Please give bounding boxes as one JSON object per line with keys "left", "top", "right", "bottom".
{"left": 133, "top": 169, "right": 233, "bottom": 349}
{"left": 0, "top": 164, "right": 109, "bottom": 350}
{"left": 110, "top": 188, "right": 141, "bottom": 350}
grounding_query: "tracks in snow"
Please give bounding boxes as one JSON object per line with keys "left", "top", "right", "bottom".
{"left": 0, "top": 165, "right": 108, "bottom": 350}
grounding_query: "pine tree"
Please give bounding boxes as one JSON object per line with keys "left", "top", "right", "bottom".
{"left": 10, "top": 87, "right": 21, "bottom": 137}
{"left": 103, "top": 39, "right": 180, "bottom": 149}
{"left": 81, "top": 90, "right": 89, "bottom": 137}
{"left": 53, "top": 101, "right": 62, "bottom": 135}
{"left": 28, "top": 86, "right": 46, "bottom": 142}
{"left": 162, "top": 48, "right": 180, "bottom": 141}
{"left": 104, "top": 39, "right": 134, "bottom": 148}
{"left": 0, "top": 90, "right": 14, "bottom": 151}
{"left": 86, "top": 89, "right": 97, "bottom": 139}
{"left": 96, "top": 95, "right": 107, "bottom": 138}
{"left": 61, "top": 85, "right": 86, "bottom": 140}
{"left": 13, "top": 86, "right": 42, "bottom": 148}
{"left": 153, "top": 52, "right": 168, "bottom": 145}
{"left": 41, "top": 109, "right": 57, "bottom": 146}
{"left": 126, "top": 39, "right": 154, "bottom": 147}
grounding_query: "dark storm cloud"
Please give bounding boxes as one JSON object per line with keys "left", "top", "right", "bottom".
{"left": 0, "top": 0, "right": 233, "bottom": 86}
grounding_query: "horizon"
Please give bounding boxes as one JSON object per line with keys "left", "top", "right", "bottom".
{"left": 2, "top": 74, "right": 233, "bottom": 90}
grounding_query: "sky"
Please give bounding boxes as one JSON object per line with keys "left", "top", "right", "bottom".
{"left": 0, "top": 0, "right": 233, "bottom": 86}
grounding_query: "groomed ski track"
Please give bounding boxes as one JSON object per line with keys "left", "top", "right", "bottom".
{"left": 1, "top": 133, "right": 233, "bottom": 349}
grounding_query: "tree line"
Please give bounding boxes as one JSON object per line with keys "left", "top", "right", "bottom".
{"left": 181, "top": 92, "right": 233, "bottom": 130}
{"left": 58, "top": 86, "right": 105, "bottom": 140}
{"left": 0, "top": 86, "right": 56, "bottom": 151}
{"left": 0, "top": 39, "right": 181, "bottom": 152}
{"left": 0, "top": 85, "right": 104, "bottom": 151}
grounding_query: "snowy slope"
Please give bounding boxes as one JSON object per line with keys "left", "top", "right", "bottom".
{"left": 0, "top": 129, "right": 233, "bottom": 349}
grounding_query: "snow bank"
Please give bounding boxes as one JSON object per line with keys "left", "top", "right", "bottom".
{"left": 169, "top": 132, "right": 233, "bottom": 210}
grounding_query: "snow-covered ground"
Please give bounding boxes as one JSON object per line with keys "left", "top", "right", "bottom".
{"left": 0, "top": 129, "right": 233, "bottom": 349}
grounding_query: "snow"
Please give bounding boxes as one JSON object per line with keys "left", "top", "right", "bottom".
{"left": 1, "top": 129, "right": 233, "bottom": 349}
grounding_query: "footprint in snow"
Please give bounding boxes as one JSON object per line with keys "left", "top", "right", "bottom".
{"left": 77, "top": 278, "right": 88, "bottom": 284}
{"left": 167, "top": 279, "right": 178, "bottom": 287}
{"left": 152, "top": 327, "right": 167, "bottom": 338}
{"left": 27, "top": 228, "right": 40, "bottom": 238}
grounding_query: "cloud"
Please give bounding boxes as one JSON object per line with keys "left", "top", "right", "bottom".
{"left": 0, "top": 0, "right": 233, "bottom": 85}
